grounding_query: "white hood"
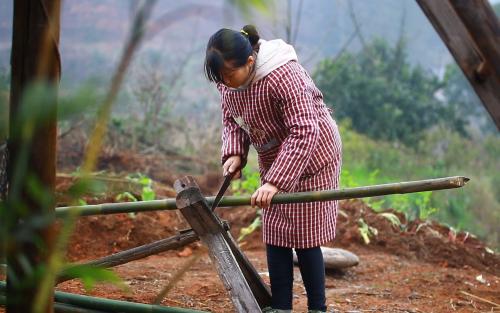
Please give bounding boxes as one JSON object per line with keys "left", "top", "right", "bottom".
{"left": 253, "top": 39, "right": 298, "bottom": 83}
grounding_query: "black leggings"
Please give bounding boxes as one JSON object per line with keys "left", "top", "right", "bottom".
{"left": 266, "top": 244, "right": 326, "bottom": 311}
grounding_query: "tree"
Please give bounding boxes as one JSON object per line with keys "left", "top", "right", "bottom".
{"left": 443, "top": 64, "right": 497, "bottom": 134}
{"left": 313, "top": 38, "right": 466, "bottom": 145}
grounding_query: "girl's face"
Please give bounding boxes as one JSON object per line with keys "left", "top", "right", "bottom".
{"left": 221, "top": 55, "right": 255, "bottom": 89}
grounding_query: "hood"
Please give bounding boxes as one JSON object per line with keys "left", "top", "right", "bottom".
{"left": 253, "top": 39, "right": 298, "bottom": 83}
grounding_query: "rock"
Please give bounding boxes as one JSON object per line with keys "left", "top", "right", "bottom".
{"left": 293, "top": 247, "right": 359, "bottom": 269}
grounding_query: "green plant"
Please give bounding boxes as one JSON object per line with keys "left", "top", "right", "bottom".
{"left": 126, "top": 173, "right": 156, "bottom": 201}
{"left": 358, "top": 218, "right": 378, "bottom": 244}
{"left": 238, "top": 211, "right": 262, "bottom": 242}
{"left": 231, "top": 167, "right": 261, "bottom": 195}
{"left": 379, "top": 212, "right": 402, "bottom": 228}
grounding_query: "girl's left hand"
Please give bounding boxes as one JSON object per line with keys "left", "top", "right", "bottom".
{"left": 251, "top": 183, "right": 279, "bottom": 208}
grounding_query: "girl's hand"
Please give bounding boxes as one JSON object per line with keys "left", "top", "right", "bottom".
{"left": 251, "top": 183, "right": 279, "bottom": 208}
{"left": 222, "top": 155, "right": 242, "bottom": 178}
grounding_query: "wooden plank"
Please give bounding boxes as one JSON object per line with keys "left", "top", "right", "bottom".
{"left": 174, "top": 176, "right": 262, "bottom": 313}
{"left": 417, "top": 0, "right": 500, "bottom": 129}
{"left": 221, "top": 227, "right": 272, "bottom": 309}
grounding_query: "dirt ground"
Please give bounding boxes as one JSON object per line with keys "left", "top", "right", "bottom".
{"left": 2, "top": 150, "right": 500, "bottom": 312}
{"left": 54, "top": 157, "right": 500, "bottom": 313}
{"left": 54, "top": 204, "right": 500, "bottom": 313}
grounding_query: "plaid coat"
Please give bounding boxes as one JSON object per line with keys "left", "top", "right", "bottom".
{"left": 219, "top": 60, "right": 342, "bottom": 248}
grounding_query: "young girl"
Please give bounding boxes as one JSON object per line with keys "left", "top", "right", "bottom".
{"left": 204, "top": 25, "right": 342, "bottom": 313}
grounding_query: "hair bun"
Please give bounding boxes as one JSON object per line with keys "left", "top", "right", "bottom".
{"left": 241, "top": 24, "right": 260, "bottom": 47}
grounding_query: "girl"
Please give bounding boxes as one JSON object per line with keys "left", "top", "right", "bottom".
{"left": 204, "top": 25, "right": 342, "bottom": 313}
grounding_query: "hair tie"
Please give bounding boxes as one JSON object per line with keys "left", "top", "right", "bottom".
{"left": 240, "top": 29, "right": 249, "bottom": 37}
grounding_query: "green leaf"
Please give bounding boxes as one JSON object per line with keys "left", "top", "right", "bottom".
{"left": 141, "top": 186, "right": 155, "bottom": 201}
{"left": 238, "top": 215, "right": 261, "bottom": 242}
{"left": 116, "top": 191, "right": 137, "bottom": 202}
{"left": 379, "top": 212, "right": 402, "bottom": 228}
{"left": 59, "top": 264, "right": 128, "bottom": 292}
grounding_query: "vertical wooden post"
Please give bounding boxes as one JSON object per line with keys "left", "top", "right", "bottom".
{"left": 174, "top": 176, "right": 262, "bottom": 313}
{"left": 7, "top": 0, "right": 61, "bottom": 312}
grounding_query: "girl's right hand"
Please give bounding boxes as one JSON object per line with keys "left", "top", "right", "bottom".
{"left": 222, "top": 155, "right": 242, "bottom": 178}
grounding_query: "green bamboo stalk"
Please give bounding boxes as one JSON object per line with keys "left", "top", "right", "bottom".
{"left": 56, "top": 176, "right": 469, "bottom": 217}
{"left": 0, "top": 281, "right": 207, "bottom": 313}
{"left": 53, "top": 303, "right": 110, "bottom": 313}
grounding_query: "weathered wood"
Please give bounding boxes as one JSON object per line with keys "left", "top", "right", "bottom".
{"left": 7, "top": 0, "right": 61, "bottom": 311}
{"left": 450, "top": 0, "right": 500, "bottom": 83}
{"left": 221, "top": 229, "right": 272, "bottom": 309}
{"left": 174, "top": 176, "right": 262, "bottom": 313}
{"left": 56, "top": 229, "right": 199, "bottom": 284}
{"left": 416, "top": 0, "right": 500, "bottom": 129}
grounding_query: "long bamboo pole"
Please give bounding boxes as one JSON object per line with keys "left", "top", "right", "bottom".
{"left": 56, "top": 176, "right": 469, "bottom": 217}
{"left": 0, "top": 281, "right": 208, "bottom": 313}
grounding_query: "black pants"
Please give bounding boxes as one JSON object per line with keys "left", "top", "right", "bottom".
{"left": 266, "top": 244, "right": 327, "bottom": 311}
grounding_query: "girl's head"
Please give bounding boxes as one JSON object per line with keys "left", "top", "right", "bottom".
{"left": 204, "top": 25, "right": 260, "bottom": 88}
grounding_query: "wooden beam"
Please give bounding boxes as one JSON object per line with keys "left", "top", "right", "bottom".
{"left": 220, "top": 224, "right": 272, "bottom": 309}
{"left": 7, "top": 0, "right": 61, "bottom": 311}
{"left": 56, "top": 229, "right": 199, "bottom": 284}
{"left": 174, "top": 176, "right": 262, "bottom": 313}
{"left": 450, "top": 0, "right": 500, "bottom": 81}
{"left": 417, "top": 0, "right": 500, "bottom": 129}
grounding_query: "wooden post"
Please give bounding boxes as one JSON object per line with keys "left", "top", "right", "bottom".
{"left": 7, "top": 0, "right": 61, "bottom": 311}
{"left": 220, "top": 227, "right": 272, "bottom": 309}
{"left": 416, "top": 0, "right": 500, "bottom": 129}
{"left": 174, "top": 176, "right": 262, "bottom": 313}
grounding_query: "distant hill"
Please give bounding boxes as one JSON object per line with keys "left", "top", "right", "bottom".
{"left": 0, "top": 0, "right": 498, "bottom": 114}
{"left": 0, "top": 1, "right": 454, "bottom": 80}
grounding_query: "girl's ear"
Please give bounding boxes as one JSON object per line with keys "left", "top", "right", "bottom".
{"left": 247, "top": 55, "right": 255, "bottom": 66}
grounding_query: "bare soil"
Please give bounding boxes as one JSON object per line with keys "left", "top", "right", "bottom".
{"left": 55, "top": 200, "right": 500, "bottom": 312}
{"left": 2, "top": 150, "right": 499, "bottom": 312}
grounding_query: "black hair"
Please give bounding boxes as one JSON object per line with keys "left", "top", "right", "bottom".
{"left": 204, "top": 25, "right": 260, "bottom": 84}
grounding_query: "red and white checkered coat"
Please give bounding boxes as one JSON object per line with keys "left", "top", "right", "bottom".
{"left": 219, "top": 60, "right": 342, "bottom": 248}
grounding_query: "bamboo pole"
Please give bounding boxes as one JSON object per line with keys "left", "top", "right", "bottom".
{"left": 56, "top": 176, "right": 469, "bottom": 217}
{"left": 0, "top": 281, "right": 208, "bottom": 313}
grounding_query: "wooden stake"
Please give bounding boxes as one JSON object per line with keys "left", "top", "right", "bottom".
{"left": 174, "top": 176, "right": 262, "bottom": 313}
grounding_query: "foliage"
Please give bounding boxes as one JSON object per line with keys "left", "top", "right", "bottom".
{"left": 126, "top": 173, "right": 156, "bottom": 201}
{"left": 313, "top": 38, "right": 467, "bottom": 145}
{"left": 59, "top": 264, "right": 127, "bottom": 292}
{"left": 238, "top": 210, "right": 262, "bottom": 242}
{"left": 230, "top": 166, "right": 261, "bottom": 195}
{"left": 339, "top": 121, "right": 500, "bottom": 248}
{"left": 1, "top": 82, "right": 127, "bottom": 311}
{"left": 442, "top": 63, "right": 498, "bottom": 134}
{"left": 2, "top": 2, "right": 157, "bottom": 309}
{"left": 358, "top": 218, "right": 378, "bottom": 244}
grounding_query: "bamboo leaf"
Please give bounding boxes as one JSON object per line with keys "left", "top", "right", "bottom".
{"left": 59, "top": 264, "right": 128, "bottom": 292}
